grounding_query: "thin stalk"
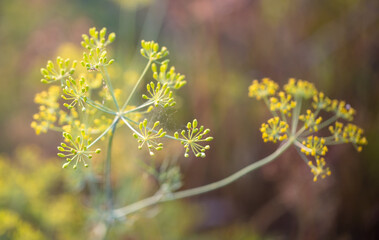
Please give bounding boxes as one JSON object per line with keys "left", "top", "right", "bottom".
{"left": 122, "top": 59, "right": 152, "bottom": 111}
{"left": 291, "top": 96, "right": 302, "bottom": 135}
{"left": 122, "top": 101, "right": 153, "bottom": 114}
{"left": 317, "top": 115, "right": 338, "bottom": 131}
{"left": 263, "top": 96, "right": 278, "bottom": 117}
{"left": 88, "top": 117, "right": 119, "bottom": 148}
{"left": 122, "top": 116, "right": 182, "bottom": 141}
{"left": 104, "top": 119, "right": 118, "bottom": 226}
{"left": 101, "top": 67, "right": 120, "bottom": 111}
{"left": 113, "top": 129, "right": 304, "bottom": 218}
{"left": 86, "top": 99, "right": 117, "bottom": 115}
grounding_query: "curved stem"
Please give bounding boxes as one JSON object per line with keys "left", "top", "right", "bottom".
{"left": 113, "top": 130, "right": 304, "bottom": 219}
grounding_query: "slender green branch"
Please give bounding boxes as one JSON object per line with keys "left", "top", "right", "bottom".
{"left": 291, "top": 97, "right": 302, "bottom": 135}
{"left": 88, "top": 117, "right": 119, "bottom": 148}
{"left": 113, "top": 129, "right": 304, "bottom": 218}
{"left": 122, "top": 116, "right": 183, "bottom": 141}
{"left": 101, "top": 67, "right": 120, "bottom": 111}
{"left": 86, "top": 99, "right": 117, "bottom": 115}
{"left": 122, "top": 101, "right": 153, "bottom": 114}
{"left": 104, "top": 119, "right": 118, "bottom": 224}
{"left": 263, "top": 96, "right": 278, "bottom": 117}
{"left": 122, "top": 59, "right": 153, "bottom": 111}
{"left": 317, "top": 115, "right": 338, "bottom": 131}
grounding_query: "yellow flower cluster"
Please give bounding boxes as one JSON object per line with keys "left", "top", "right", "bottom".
{"left": 301, "top": 136, "right": 328, "bottom": 156}
{"left": 342, "top": 123, "right": 368, "bottom": 152}
{"left": 31, "top": 86, "right": 61, "bottom": 135}
{"left": 133, "top": 119, "right": 166, "bottom": 156}
{"left": 250, "top": 77, "right": 367, "bottom": 182}
{"left": 58, "top": 131, "right": 101, "bottom": 169}
{"left": 269, "top": 91, "right": 296, "bottom": 116}
{"left": 312, "top": 92, "right": 331, "bottom": 110}
{"left": 299, "top": 109, "right": 322, "bottom": 132}
{"left": 284, "top": 78, "right": 317, "bottom": 99}
{"left": 260, "top": 117, "right": 289, "bottom": 143}
{"left": 248, "top": 78, "right": 278, "bottom": 100}
{"left": 328, "top": 100, "right": 355, "bottom": 121}
{"left": 308, "top": 156, "right": 331, "bottom": 182}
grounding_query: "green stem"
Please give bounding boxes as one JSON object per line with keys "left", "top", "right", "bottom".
{"left": 101, "top": 67, "right": 120, "bottom": 111}
{"left": 104, "top": 119, "right": 118, "bottom": 226}
{"left": 122, "top": 101, "right": 153, "bottom": 114}
{"left": 86, "top": 99, "right": 117, "bottom": 115}
{"left": 113, "top": 129, "right": 304, "bottom": 218}
{"left": 122, "top": 59, "right": 152, "bottom": 111}
{"left": 122, "top": 116, "right": 182, "bottom": 141}
{"left": 263, "top": 96, "right": 278, "bottom": 117}
{"left": 88, "top": 117, "right": 119, "bottom": 148}
{"left": 291, "top": 96, "right": 302, "bottom": 135}
{"left": 317, "top": 115, "right": 338, "bottom": 131}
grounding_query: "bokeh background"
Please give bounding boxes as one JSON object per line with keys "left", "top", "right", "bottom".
{"left": 1, "top": 0, "right": 379, "bottom": 239}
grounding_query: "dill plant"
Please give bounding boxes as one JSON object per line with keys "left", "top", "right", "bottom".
{"left": 31, "top": 27, "right": 367, "bottom": 233}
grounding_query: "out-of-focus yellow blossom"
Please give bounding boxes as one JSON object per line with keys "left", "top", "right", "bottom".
{"left": 260, "top": 117, "right": 289, "bottom": 143}
{"left": 301, "top": 136, "right": 328, "bottom": 156}
{"left": 269, "top": 91, "right": 296, "bottom": 116}
{"left": 284, "top": 78, "right": 317, "bottom": 99}
{"left": 299, "top": 109, "right": 322, "bottom": 132}
{"left": 308, "top": 156, "right": 331, "bottom": 182}
{"left": 248, "top": 78, "right": 278, "bottom": 100}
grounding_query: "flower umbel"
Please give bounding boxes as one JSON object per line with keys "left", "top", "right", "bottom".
{"left": 260, "top": 117, "right": 289, "bottom": 143}
{"left": 133, "top": 119, "right": 166, "bottom": 156}
{"left": 40, "top": 57, "right": 77, "bottom": 84}
{"left": 284, "top": 78, "right": 317, "bottom": 99}
{"left": 142, "top": 81, "right": 176, "bottom": 108}
{"left": 248, "top": 78, "right": 278, "bottom": 100}
{"left": 151, "top": 60, "right": 187, "bottom": 89}
{"left": 308, "top": 156, "right": 331, "bottom": 182}
{"left": 269, "top": 91, "right": 296, "bottom": 116}
{"left": 58, "top": 131, "right": 101, "bottom": 169}
{"left": 342, "top": 123, "right": 368, "bottom": 152}
{"left": 61, "top": 76, "right": 89, "bottom": 111}
{"left": 301, "top": 136, "right": 328, "bottom": 156}
{"left": 299, "top": 109, "right": 322, "bottom": 132}
{"left": 174, "top": 119, "right": 213, "bottom": 158}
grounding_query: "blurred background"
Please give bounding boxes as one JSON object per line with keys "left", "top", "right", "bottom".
{"left": 1, "top": 0, "right": 379, "bottom": 239}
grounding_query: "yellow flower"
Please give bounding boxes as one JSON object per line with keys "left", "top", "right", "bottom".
{"left": 269, "top": 91, "right": 296, "bottom": 116}
{"left": 301, "top": 136, "right": 328, "bottom": 156}
{"left": 260, "top": 117, "right": 289, "bottom": 143}
{"left": 299, "top": 109, "right": 322, "bottom": 132}
{"left": 284, "top": 78, "right": 317, "bottom": 99}
{"left": 308, "top": 156, "right": 331, "bottom": 182}
{"left": 248, "top": 78, "right": 278, "bottom": 100}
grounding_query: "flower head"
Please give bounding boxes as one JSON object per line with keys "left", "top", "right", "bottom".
{"left": 299, "top": 109, "right": 322, "bottom": 132}
{"left": 301, "top": 136, "right": 328, "bottom": 156}
{"left": 342, "top": 124, "right": 368, "bottom": 152}
{"left": 248, "top": 78, "right": 278, "bottom": 100}
{"left": 260, "top": 117, "right": 289, "bottom": 143}
{"left": 133, "top": 119, "right": 166, "bottom": 156}
{"left": 269, "top": 91, "right": 296, "bottom": 116}
{"left": 58, "top": 131, "right": 100, "bottom": 169}
{"left": 40, "top": 57, "right": 77, "bottom": 84}
{"left": 284, "top": 78, "right": 317, "bottom": 99}
{"left": 308, "top": 156, "right": 331, "bottom": 182}
{"left": 151, "top": 60, "right": 186, "bottom": 89}
{"left": 174, "top": 119, "right": 213, "bottom": 158}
